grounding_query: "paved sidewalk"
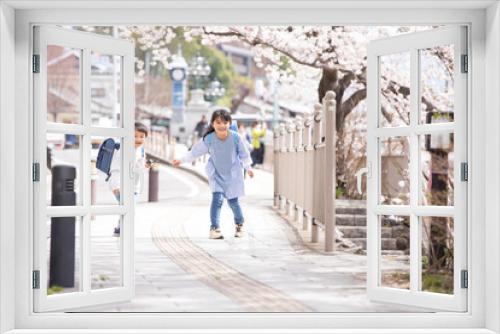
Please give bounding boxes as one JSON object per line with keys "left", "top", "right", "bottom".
{"left": 75, "top": 148, "right": 432, "bottom": 313}
{"left": 168, "top": 160, "right": 429, "bottom": 312}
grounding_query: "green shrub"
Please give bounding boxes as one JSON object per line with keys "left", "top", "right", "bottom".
{"left": 422, "top": 272, "right": 453, "bottom": 294}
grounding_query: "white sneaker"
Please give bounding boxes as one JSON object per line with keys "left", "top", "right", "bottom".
{"left": 209, "top": 228, "right": 224, "bottom": 239}
{"left": 235, "top": 224, "right": 245, "bottom": 238}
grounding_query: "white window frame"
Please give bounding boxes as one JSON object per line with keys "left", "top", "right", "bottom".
{"left": 366, "top": 26, "right": 468, "bottom": 312}
{"left": 0, "top": 2, "right": 499, "bottom": 333}
{"left": 32, "top": 25, "right": 136, "bottom": 312}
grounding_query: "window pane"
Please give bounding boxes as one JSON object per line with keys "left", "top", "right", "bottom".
{"left": 379, "top": 52, "right": 411, "bottom": 127}
{"left": 421, "top": 216, "right": 454, "bottom": 294}
{"left": 46, "top": 216, "right": 82, "bottom": 295}
{"left": 46, "top": 134, "right": 82, "bottom": 206}
{"left": 420, "top": 45, "right": 455, "bottom": 125}
{"left": 47, "top": 45, "right": 81, "bottom": 124}
{"left": 420, "top": 133, "right": 454, "bottom": 206}
{"left": 380, "top": 215, "right": 410, "bottom": 289}
{"left": 380, "top": 137, "right": 410, "bottom": 205}
{"left": 91, "top": 215, "right": 123, "bottom": 290}
{"left": 91, "top": 52, "right": 122, "bottom": 128}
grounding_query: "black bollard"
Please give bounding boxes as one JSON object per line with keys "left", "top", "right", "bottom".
{"left": 49, "top": 165, "right": 76, "bottom": 288}
{"left": 148, "top": 162, "right": 159, "bottom": 202}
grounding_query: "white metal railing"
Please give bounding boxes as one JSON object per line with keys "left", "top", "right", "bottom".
{"left": 274, "top": 91, "right": 337, "bottom": 252}
{"left": 144, "top": 131, "right": 176, "bottom": 162}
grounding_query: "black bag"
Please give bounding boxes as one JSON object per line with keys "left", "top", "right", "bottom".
{"left": 96, "top": 138, "right": 120, "bottom": 181}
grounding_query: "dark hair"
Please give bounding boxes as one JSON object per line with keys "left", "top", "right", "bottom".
{"left": 135, "top": 121, "right": 149, "bottom": 138}
{"left": 203, "top": 108, "right": 232, "bottom": 140}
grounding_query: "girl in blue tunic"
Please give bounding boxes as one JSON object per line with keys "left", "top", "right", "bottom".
{"left": 173, "top": 109, "right": 254, "bottom": 239}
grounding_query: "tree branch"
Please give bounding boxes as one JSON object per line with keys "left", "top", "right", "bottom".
{"left": 340, "top": 88, "right": 366, "bottom": 118}
{"left": 202, "top": 27, "right": 322, "bottom": 68}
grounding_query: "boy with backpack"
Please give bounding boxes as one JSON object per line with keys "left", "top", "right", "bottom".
{"left": 97, "top": 122, "right": 150, "bottom": 236}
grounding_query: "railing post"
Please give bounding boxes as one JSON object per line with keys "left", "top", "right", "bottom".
{"left": 286, "top": 120, "right": 295, "bottom": 218}
{"left": 324, "top": 91, "right": 337, "bottom": 252}
{"left": 152, "top": 131, "right": 156, "bottom": 155}
{"left": 273, "top": 125, "right": 280, "bottom": 208}
{"left": 311, "top": 103, "right": 323, "bottom": 243}
{"left": 279, "top": 123, "right": 287, "bottom": 211}
{"left": 170, "top": 137, "right": 176, "bottom": 161}
{"left": 303, "top": 115, "right": 313, "bottom": 231}
{"left": 161, "top": 132, "right": 166, "bottom": 157}
{"left": 165, "top": 134, "right": 170, "bottom": 161}
{"left": 294, "top": 116, "right": 304, "bottom": 224}
{"left": 156, "top": 132, "right": 159, "bottom": 157}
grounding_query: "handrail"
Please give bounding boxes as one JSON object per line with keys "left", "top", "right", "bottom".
{"left": 273, "top": 90, "right": 337, "bottom": 252}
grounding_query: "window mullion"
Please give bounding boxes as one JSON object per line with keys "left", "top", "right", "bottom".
{"left": 81, "top": 47, "right": 91, "bottom": 293}
{"left": 410, "top": 48, "right": 420, "bottom": 292}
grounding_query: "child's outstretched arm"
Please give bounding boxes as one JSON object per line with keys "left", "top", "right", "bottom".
{"left": 172, "top": 138, "right": 209, "bottom": 167}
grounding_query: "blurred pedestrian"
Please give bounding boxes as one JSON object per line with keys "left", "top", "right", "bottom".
{"left": 194, "top": 114, "right": 208, "bottom": 140}
{"left": 250, "top": 120, "right": 267, "bottom": 167}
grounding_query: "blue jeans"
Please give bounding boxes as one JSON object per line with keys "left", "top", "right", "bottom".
{"left": 210, "top": 192, "right": 244, "bottom": 230}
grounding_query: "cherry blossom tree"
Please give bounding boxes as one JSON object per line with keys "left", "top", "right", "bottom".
{"left": 74, "top": 24, "right": 455, "bottom": 278}
{"left": 75, "top": 26, "right": 177, "bottom": 79}
{"left": 187, "top": 26, "right": 455, "bottom": 278}
{"left": 76, "top": 25, "right": 453, "bottom": 202}
{"left": 184, "top": 26, "right": 453, "bottom": 197}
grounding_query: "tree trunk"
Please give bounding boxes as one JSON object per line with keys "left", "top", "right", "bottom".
{"left": 428, "top": 149, "right": 451, "bottom": 272}
{"left": 318, "top": 67, "right": 346, "bottom": 196}
{"left": 230, "top": 85, "right": 250, "bottom": 114}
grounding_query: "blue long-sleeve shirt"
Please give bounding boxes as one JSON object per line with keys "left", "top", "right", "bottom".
{"left": 180, "top": 130, "right": 252, "bottom": 199}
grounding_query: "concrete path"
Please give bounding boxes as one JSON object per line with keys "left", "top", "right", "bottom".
{"left": 72, "top": 160, "right": 432, "bottom": 313}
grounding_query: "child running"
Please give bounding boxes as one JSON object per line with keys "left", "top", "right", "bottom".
{"left": 108, "top": 122, "right": 150, "bottom": 236}
{"left": 172, "top": 108, "right": 254, "bottom": 239}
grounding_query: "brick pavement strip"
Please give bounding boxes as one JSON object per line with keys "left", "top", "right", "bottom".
{"left": 151, "top": 218, "right": 312, "bottom": 312}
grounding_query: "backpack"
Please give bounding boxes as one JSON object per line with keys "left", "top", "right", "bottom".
{"left": 96, "top": 138, "right": 120, "bottom": 181}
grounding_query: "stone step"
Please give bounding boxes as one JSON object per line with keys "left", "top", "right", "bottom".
{"left": 335, "top": 206, "right": 367, "bottom": 215}
{"left": 361, "top": 250, "right": 407, "bottom": 256}
{"left": 335, "top": 200, "right": 367, "bottom": 215}
{"left": 339, "top": 226, "right": 391, "bottom": 239}
{"left": 350, "top": 238, "right": 398, "bottom": 251}
{"left": 336, "top": 213, "right": 366, "bottom": 227}
{"left": 381, "top": 250, "right": 407, "bottom": 256}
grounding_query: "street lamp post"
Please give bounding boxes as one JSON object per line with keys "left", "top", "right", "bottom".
{"left": 188, "top": 54, "right": 211, "bottom": 89}
{"left": 204, "top": 79, "right": 226, "bottom": 103}
{"left": 186, "top": 53, "right": 212, "bottom": 107}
